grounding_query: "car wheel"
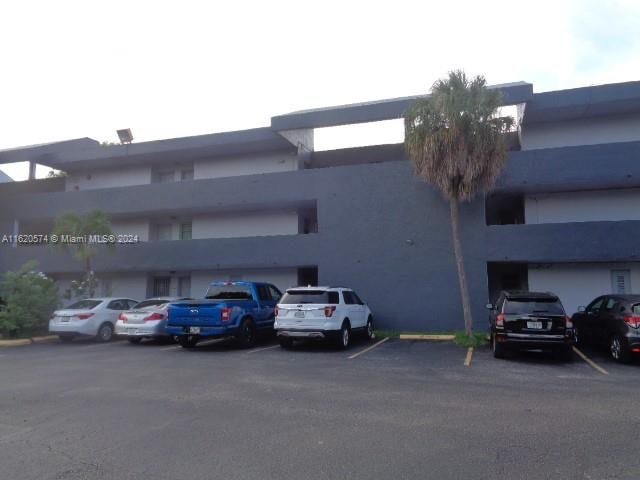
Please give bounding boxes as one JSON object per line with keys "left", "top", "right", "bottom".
{"left": 574, "top": 326, "right": 584, "bottom": 346}
{"left": 236, "top": 318, "right": 256, "bottom": 349}
{"left": 178, "top": 335, "right": 199, "bottom": 348}
{"left": 127, "top": 337, "right": 143, "bottom": 345}
{"left": 97, "top": 323, "right": 114, "bottom": 342}
{"left": 365, "top": 317, "right": 375, "bottom": 341}
{"left": 279, "top": 338, "right": 294, "bottom": 350}
{"left": 58, "top": 335, "right": 74, "bottom": 343}
{"left": 609, "top": 334, "right": 631, "bottom": 363}
{"left": 491, "top": 333, "right": 505, "bottom": 359}
{"left": 336, "top": 322, "right": 351, "bottom": 350}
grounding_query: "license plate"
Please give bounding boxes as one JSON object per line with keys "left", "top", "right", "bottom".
{"left": 128, "top": 328, "right": 138, "bottom": 335}
{"left": 294, "top": 311, "right": 305, "bottom": 318}
{"left": 59, "top": 317, "right": 69, "bottom": 323}
{"left": 527, "top": 321, "right": 543, "bottom": 329}
{"left": 189, "top": 326, "right": 201, "bottom": 334}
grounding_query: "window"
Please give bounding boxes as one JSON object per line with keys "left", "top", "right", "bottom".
{"left": 156, "top": 224, "right": 173, "bottom": 241}
{"left": 178, "top": 276, "right": 191, "bottom": 297}
{"left": 268, "top": 286, "right": 282, "bottom": 302}
{"left": 257, "top": 285, "right": 271, "bottom": 301}
{"left": 66, "top": 299, "right": 102, "bottom": 310}
{"left": 280, "top": 290, "right": 339, "bottom": 305}
{"left": 343, "top": 291, "right": 356, "bottom": 305}
{"left": 153, "top": 277, "right": 171, "bottom": 297}
{"left": 587, "top": 297, "right": 604, "bottom": 314}
{"left": 611, "top": 270, "right": 631, "bottom": 294}
{"left": 604, "top": 298, "right": 617, "bottom": 311}
{"left": 351, "top": 291, "right": 364, "bottom": 305}
{"left": 205, "top": 285, "right": 253, "bottom": 300}
{"left": 503, "top": 299, "right": 565, "bottom": 315}
{"left": 127, "top": 300, "right": 139, "bottom": 309}
{"left": 107, "top": 299, "right": 128, "bottom": 310}
{"left": 180, "top": 168, "right": 194, "bottom": 181}
{"left": 179, "top": 222, "right": 192, "bottom": 240}
{"left": 157, "top": 171, "right": 175, "bottom": 183}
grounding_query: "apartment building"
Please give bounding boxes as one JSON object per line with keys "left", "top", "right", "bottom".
{"left": 0, "top": 80, "right": 639, "bottom": 330}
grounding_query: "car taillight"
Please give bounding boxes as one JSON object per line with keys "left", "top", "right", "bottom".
{"left": 324, "top": 306, "right": 336, "bottom": 317}
{"left": 221, "top": 307, "right": 232, "bottom": 322}
{"left": 144, "top": 312, "right": 165, "bottom": 322}
{"left": 624, "top": 316, "right": 640, "bottom": 329}
{"left": 274, "top": 306, "right": 279, "bottom": 317}
{"left": 496, "top": 314, "right": 505, "bottom": 328}
{"left": 118, "top": 313, "right": 127, "bottom": 322}
{"left": 76, "top": 313, "right": 94, "bottom": 320}
{"left": 565, "top": 316, "right": 573, "bottom": 329}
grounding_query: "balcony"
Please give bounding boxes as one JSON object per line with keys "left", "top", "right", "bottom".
{"left": 0, "top": 234, "right": 323, "bottom": 274}
{"left": 487, "top": 220, "right": 640, "bottom": 263}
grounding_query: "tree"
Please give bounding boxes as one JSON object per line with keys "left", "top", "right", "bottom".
{"left": 404, "top": 70, "right": 513, "bottom": 337}
{"left": 0, "top": 261, "right": 60, "bottom": 338}
{"left": 51, "top": 211, "right": 115, "bottom": 297}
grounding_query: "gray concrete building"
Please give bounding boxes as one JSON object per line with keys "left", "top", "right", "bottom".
{"left": 1, "top": 80, "right": 639, "bottom": 331}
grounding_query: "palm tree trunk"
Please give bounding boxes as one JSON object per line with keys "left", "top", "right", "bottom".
{"left": 84, "top": 256, "right": 95, "bottom": 298}
{"left": 449, "top": 199, "right": 473, "bottom": 337}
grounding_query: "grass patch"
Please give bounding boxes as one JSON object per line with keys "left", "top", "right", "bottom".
{"left": 454, "top": 331, "right": 489, "bottom": 348}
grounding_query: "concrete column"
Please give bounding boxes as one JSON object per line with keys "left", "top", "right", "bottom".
{"left": 28, "top": 161, "right": 36, "bottom": 180}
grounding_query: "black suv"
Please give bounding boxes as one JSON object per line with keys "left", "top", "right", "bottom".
{"left": 571, "top": 294, "right": 640, "bottom": 363}
{"left": 487, "top": 291, "right": 574, "bottom": 360}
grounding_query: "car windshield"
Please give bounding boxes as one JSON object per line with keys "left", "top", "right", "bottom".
{"left": 205, "top": 285, "right": 253, "bottom": 300}
{"left": 66, "top": 300, "right": 102, "bottom": 310}
{"left": 133, "top": 300, "right": 169, "bottom": 309}
{"left": 280, "top": 291, "right": 339, "bottom": 304}
{"left": 504, "top": 299, "right": 565, "bottom": 315}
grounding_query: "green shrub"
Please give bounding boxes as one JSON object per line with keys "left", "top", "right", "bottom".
{"left": 0, "top": 261, "right": 60, "bottom": 338}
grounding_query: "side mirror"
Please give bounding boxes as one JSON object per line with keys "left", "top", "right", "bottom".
{"left": 578, "top": 306, "right": 586, "bottom": 312}
{"left": 485, "top": 303, "right": 494, "bottom": 310}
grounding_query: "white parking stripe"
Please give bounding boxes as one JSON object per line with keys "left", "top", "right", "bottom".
{"left": 247, "top": 344, "right": 280, "bottom": 354}
{"left": 348, "top": 337, "right": 390, "bottom": 359}
{"left": 160, "top": 345, "right": 182, "bottom": 351}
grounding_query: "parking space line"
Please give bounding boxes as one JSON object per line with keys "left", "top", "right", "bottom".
{"left": 78, "top": 340, "right": 125, "bottom": 350}
{"left": 348, "top": 337, "right": 389, "bottom": 359}
{"left": 247, "top": 344, "right": 280, "bottom": 354}
{"left": 160, "top": 345, "right": 182, "bottom": 351}
{"left": 573, "top": 346, "right": 609, "bottom": 375}
{"left": 464, "top": 347, "right": 474, "bottom": 366}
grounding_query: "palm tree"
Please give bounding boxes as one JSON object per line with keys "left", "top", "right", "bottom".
{"left": 404, "top": 70, "right": 514, "bottom": 337}
{"left": 51, "top": 210, "right": 115, "bottom": 297}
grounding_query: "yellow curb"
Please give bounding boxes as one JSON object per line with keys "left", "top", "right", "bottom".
{"left": 31, "top": 335, "right": 59, "bottom": 344}
{"left": 399, "top": 334, "right": 455, "bottom": 341}
{"left": 464, "top": 347, "right": 474, "bottom": 366}
{"left": 0, "top": 338, "right": 33, "bottom": 347}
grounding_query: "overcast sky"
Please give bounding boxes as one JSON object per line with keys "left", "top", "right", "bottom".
{"left": 1, "top": 0, "right": 639, "bottom": 180}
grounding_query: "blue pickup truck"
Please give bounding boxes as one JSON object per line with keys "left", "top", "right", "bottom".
{"left": 166, "top": 281, "right": 283, "bottom": 349}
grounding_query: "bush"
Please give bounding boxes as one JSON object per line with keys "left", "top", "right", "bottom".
{"left": 0, "top": 261, "right": 60, "bottom": 338}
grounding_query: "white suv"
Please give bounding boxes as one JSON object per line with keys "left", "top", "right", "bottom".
{"left": 274, "top": 286, "right": 374, "bottom": 349}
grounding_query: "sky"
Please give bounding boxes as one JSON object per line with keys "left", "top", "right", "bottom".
{"left": 1, "top": 0, "right": 639, "bottom": 180}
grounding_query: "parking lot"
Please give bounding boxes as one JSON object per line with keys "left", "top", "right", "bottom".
{"left": 1, "top": 336, "right": 639, "bottom": 480}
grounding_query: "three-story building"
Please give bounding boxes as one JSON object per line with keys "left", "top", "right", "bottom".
{"left": 1, "top": 79, "right": 639, "bottom": 331}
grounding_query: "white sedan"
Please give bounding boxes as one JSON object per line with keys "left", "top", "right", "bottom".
{"left": 49, "top": 297, "right": 139, "bottom": 342}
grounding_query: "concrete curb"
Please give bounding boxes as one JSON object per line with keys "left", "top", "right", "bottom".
{"left": 399, "top": 334, "right": 455, "bottom": 341}
{"left": 0, "top": 335, "right": 59, "bottom": 348}
{"left": 31, "top": 335, "right": 59, "bottom": 344}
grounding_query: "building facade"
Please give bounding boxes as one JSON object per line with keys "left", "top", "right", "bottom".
{"left": 1, "top": 80, "right": 639, "bottom": 331}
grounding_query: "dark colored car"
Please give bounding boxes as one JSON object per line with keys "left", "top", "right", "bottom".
{"left": 571, "top": 295, "right": 640, "bottom": 363}
{"left": 487, "top": 291, "right": 574, "bottom": 360}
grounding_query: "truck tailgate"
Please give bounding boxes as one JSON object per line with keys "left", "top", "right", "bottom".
{"left": 168, "top": 301, "right": 223, "bottom": 326}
